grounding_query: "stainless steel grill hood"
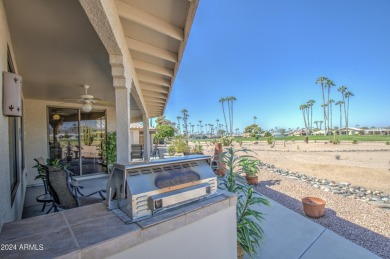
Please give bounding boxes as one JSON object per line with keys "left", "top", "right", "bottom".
{"left": 106, "top": 155, "right": 218, "bottom": 223}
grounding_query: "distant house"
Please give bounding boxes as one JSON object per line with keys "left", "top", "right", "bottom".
{"left": 291, "top": 129, "right": 307, "bottom": 136}
{"left": 334, "top": 127, "right": 364, "bottom": 135}
{"left": 312, "top": 130, "right": 325, "bottom": 136}
{"left": 363, "top": 128, "right": 390, "bottom": 135}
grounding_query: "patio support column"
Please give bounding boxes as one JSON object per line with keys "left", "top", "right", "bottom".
{"left": 143, "top": 115, "right": 151, "bottom": 162}
{"left": 115, "top": 86, "right": 131, "bottom": 164}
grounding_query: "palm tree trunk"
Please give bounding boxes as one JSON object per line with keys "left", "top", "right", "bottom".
{"left": 346, "top": 97, "right": 350, "bottom": 136}
{"left": 342, "top": 96, "right": 347, "bottom": 135}
{"left": 330, "top": 104, "right": 333, "bottom": 133}
{"left": 302, "top": 110, "right": 307, "bottom": 132}
{"left": 230, "top": 101, "right": 234, "bottom": 135}
{"left": 321, "top": 85, "right": 327, "bottom": 135}
{"left": 339, "top": 105, "right": 342, "bottom": 133}
{"left": 327, "top": 87, "right": 330, "bottom": 133}
{"left": 221, "top": 102, "right": 228, "bottom": 134}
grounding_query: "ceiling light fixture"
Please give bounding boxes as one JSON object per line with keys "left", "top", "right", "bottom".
{"left": 82, "top": 101, "right": 92, "bottom": 112}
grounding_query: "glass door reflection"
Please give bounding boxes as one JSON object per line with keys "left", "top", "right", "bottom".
{"left": 80, "top": 111, "right": 106, "bottom": 174}
{"left": 48, "top": 108, "right": 107, "bottom": 175}
{"left": 48, "top": 108, "right": 81, "bottom": 175}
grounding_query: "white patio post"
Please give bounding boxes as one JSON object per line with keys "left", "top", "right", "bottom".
{"left": 143, "top": 115, "right": 151, "bottom": 162}
{"left": 115, "top": 86, "right": 131, "bottom": 164}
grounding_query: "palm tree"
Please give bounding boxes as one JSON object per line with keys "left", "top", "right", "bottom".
{"left": 253, "top": 116, "right": 257, "bottom": 125}
{"left": 337, "top": 86, "right": 347, "bottom": 133}
{"left": 181, "top": 109, "right": 189, "bottom": 138}
{"left": 199, "top": 120, "right": 202, "bottom": 134}
{"left": 319, "top": 121, "right": 323, "bottom": 130}
{"left": 344, "top": 91, "right": 354, "bottom": 135}
{"left": 325, "top": 79, "right": 335, "bottom": 133}
{"left": 219, "top": 98, "right": 228, "bottom": 134}
{"left": 314, "top": 121, "right": 319, "bottom": 129}
{"left": 335, "top": 101, "right": 344, "bottom": 133}
{"left": 226, "top": 96, "right": 237, "bottom": 135}
{"left": 299, "top": 104, "right": 308, "bottom": 133}
{"left": 176, "top": 116, "right": 182, "bottom": 134}
{"left": 316, "top": 76, "right": 329, "bottom": 135}
{"left": 216, "top": 119, "right": 220, "bottom": 131}
{"left": 328, "top": 99, "right": 335, "bottom": 133}
{"left": 307, "top": 100, "right": 315, "bottom": 131}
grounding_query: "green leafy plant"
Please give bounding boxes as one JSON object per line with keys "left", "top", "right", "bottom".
{"left": 335, "top": 154, "right": 341, "bottom": 160}
{"left": 304, "top": 136, "right": 309, "bottom": 144}
{"left": 219, "top": 147, "right": 269, "bottom": 257}
{"left": 167, "top": 145, "right": 176, "bottom": 156}
{"left": 102, "top": 132, "right": 117, "bottom": 170}
{"left": 386, "top": 141, "right": 390, "bottom": 145}
{"left": 220, "top": 135, "right": 234, "bottom": 146}
{"left": 237, "top": 139, "right": 243, "bottom": 147}
{"left": 172, "top": 136, "right": 189, "bottom": 154}
{"left": 191, "top": 142, "right": 203, "bottom": 154}
{"left": 267, "top": 136, "right": 273, "bottom": 145}
{"left": 82, "top": 126, "right": 95, "bottom": 146}
{"left": 352, "top": 138, "right": 358, "bottom": 144}
{"left": 239, "top": 157, "right": 261, "bottom": 177}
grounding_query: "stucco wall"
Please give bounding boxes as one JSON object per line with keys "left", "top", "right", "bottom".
{"left": 24, "top": 99, "right": 116, "bottom": 186}
{"left": 0, "top": 0, "right": 25, "bottom": 229}
{"left": 108, "top": 206, "right": 237, "bottom": 259}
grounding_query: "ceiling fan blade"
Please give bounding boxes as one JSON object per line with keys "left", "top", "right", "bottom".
{"left": 62, "top": 98, "right": 83, "bottom": 102}
{"left": 93, "top": 99, "right": 115, "bottom": 107}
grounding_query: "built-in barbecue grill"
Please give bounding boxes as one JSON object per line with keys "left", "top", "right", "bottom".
{"left": 106, "top": 155, "right": 218, "bottom": 223}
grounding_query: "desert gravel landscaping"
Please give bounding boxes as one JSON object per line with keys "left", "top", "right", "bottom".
{"left": 201, "top": 141, "right": 390, "bottom": 258}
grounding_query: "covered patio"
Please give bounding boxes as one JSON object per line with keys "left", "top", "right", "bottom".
{"left": 0, "top": 0, "right": 205, "bottom": 235}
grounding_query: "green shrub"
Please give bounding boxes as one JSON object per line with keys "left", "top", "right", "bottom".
{"left": 386, "top": 141, "right": 389, "bottom": 145}
{"left": 352, "top": 138, "right": 358, "bottom": 144}
{"left": 167, "top": 145, "right": 176, "bottom": 156}
{"left": 267, "top": 136, "right": 273, "bottom": 145}
{"left": 335, "top": 154, "right": 341, "bottom": 160}
{"left": 82, "top": 126, "right": 95, "bottom": 146}
{"left": 172, "top": 137, "right": 189, "bottom": 154}
{"left": 304, "top": 136, "right": 309, "bottom": 144}
{"left": 220, "top": 135, "right": 234, "bottom": 146}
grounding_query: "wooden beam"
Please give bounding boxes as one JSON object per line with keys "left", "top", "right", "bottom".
{"left": 141, "top": 83, "right": 169, "bottom": 94}
{"left": 126, "top": 37, "right": 177, "bottom": 63}
{"left": 138, "top": 74, "right": 171, "bottom": 87}
{"left": 144, "top": 97, "right": 166, "bottom": 104}
{"left": 133, "top": 60, "right": 173, "bottom": 77}
{"left": 115, "top": 0, "right": 184, "bottom": 41}
{"left": 143, "top": 90, "right": 167, "bottom": 99}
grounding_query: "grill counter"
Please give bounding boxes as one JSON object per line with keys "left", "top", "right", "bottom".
{"left": 106, "top": 155, "right": 218, "bottom": 222}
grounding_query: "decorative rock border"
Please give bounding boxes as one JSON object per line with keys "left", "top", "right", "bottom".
{"left": 261, "top": 163, "right": 390, "bottom": 210}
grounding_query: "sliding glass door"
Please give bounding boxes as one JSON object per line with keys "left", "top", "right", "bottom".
{"left": 48, "top": 107, "right": 106, "bottom": 176}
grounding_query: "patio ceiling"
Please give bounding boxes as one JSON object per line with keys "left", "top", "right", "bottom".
{"left": 115, "top": 0, "right": 198, "bottom": 117}
{"left": 4, "top": 0, "right": 198, "bottom": 119}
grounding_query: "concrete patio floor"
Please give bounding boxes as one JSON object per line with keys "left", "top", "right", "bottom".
{"left": 23, "top": 176, "right": 380, "bottom": 258}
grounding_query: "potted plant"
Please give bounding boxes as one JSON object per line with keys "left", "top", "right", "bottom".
{"left": 220, "top": 147, "right": 270, "bottom": 258}
{"left": 239, "top": 157, "right": 261, "bottom": 185}
{"left": 211, "top": 142, "right": 226, "bottom": 176}
{"left": 302, "top": 197, "right": 326, "bottom": 218}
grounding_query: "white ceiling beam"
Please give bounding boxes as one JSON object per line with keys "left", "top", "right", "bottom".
{"left": 133, "top": 60, "right": 173, "bottom": 77}
{"left": 146, "top": 105, "right": 164, "bottom": 110}
{"left": 141, "top": 83, "right": 169, "bottom": 94}
{"left": 144, "top": 97, "right": 166, "bottom": 104}
{"left": 115, "top": 0, "right": 184, "bottom": 41}
{"left": 126, "top": 37, "right": 177, "bottom": 63}
{"left": 143, "top": 90, "right": 167, "bottom": 99}
{"left": 138, "top": 74, "right": 171, "bottom": 87}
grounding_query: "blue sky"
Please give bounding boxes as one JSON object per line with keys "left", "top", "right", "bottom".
{"left": 165, "top": 0, "right": 390, "bottom": 131}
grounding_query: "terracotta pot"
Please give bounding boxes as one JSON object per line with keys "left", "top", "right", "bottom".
{"left": 237, "top": 244, "right": 244, "bottom": 259}
{"left": 212, "top": 142, "right": 226, "bottom": 176}
{"left": 302, "top": 197, "right": 326, "bottom": 218}
{"left": 214, "top": 162, "right": 227, "bottom": 176}
{"left": 245, "top": 175, "right": 258, "bottom": 185}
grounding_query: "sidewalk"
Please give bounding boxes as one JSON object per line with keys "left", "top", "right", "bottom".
{"left": 247, "top": 197, "right": 381, "bottom": 259}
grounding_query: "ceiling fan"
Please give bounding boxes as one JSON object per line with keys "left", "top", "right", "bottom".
{"left": 62, "top": 84, "right": 113, "bottom": 112}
